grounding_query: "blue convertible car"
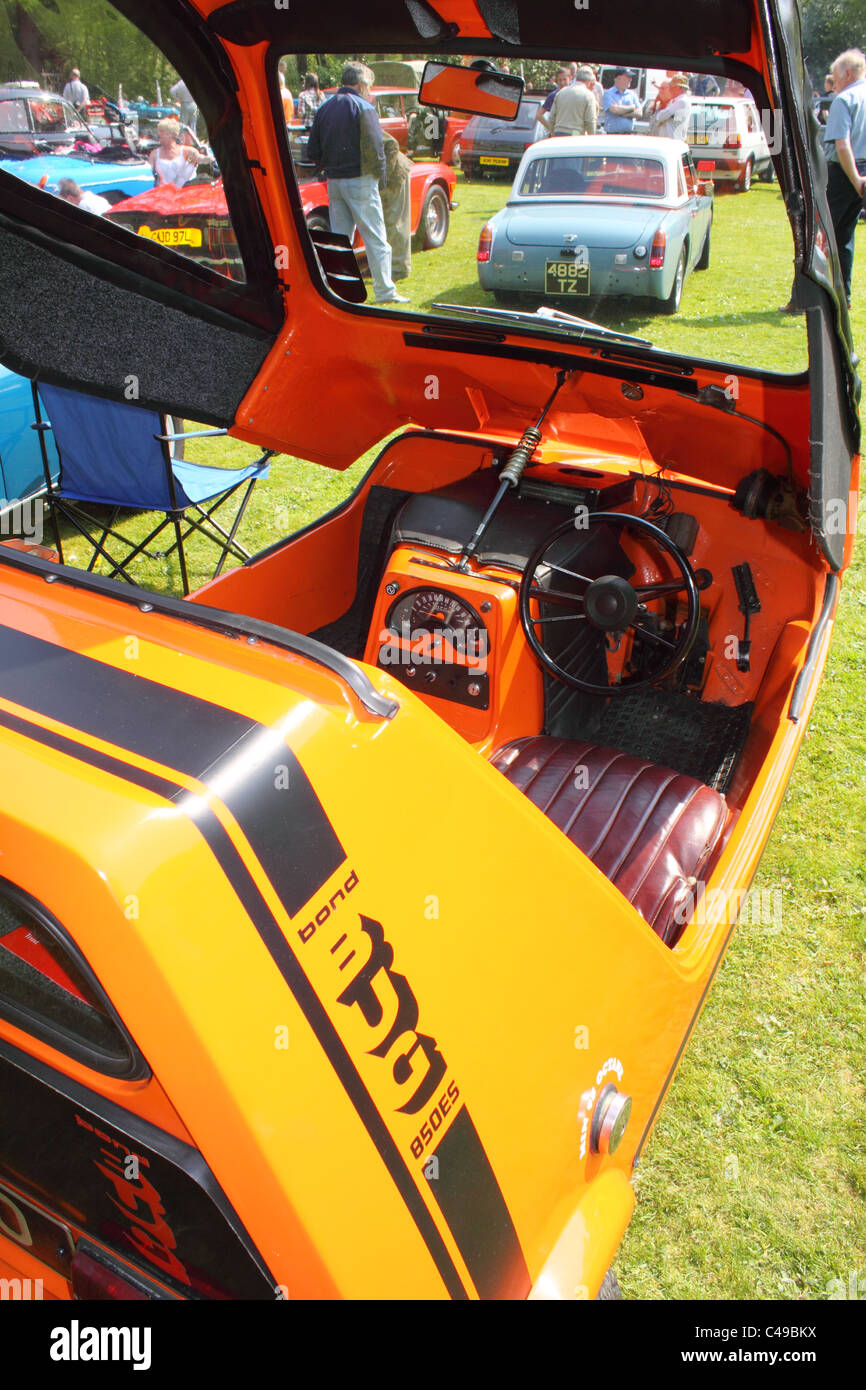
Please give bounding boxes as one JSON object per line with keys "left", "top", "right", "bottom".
{"left": 477, "top": 135, "right": 714, "bottom": 315}
{"left": 0, "top": 150, "right": 154, "bottom": 206}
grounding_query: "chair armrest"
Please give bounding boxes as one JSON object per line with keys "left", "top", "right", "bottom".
{"left": 155, "top": 427, "right": 229, "bottom": 442}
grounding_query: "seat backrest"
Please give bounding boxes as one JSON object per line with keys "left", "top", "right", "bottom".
{"left": 36, "top": 382, "right": 179, "bottom": 511}
{"left": 544, "top": 161, "right": 587, "bottom": 194}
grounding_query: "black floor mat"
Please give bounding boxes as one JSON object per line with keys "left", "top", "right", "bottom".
{"left": 593, "top": 690, "right": 754, "bottom": 793}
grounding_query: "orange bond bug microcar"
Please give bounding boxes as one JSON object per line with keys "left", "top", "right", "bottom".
{"left": 0, "top": 0, "right": 858, "bottom": 1301}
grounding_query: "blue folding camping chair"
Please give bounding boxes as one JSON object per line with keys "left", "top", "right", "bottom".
{"left": 31, "top": 382, "right": 272, "bottom": 595}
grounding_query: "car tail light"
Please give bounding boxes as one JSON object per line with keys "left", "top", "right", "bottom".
{"left": 724, "top": 133, "right": 742, "bottom": 148}
{"left": 72, "top": 1252, "right": 150, "bottom": 1300}
{"left": 478, "top": 223, "right": 493, "bottom": 262}
{"left": 649, "top": 230, "right": 666, "bottom": 268}
{"left": 71, "top": 1246, "right": 162, "bottom": 1300}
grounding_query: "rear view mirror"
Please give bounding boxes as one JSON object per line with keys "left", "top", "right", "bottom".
{"left": 418, "top": 60, "right": 524, "bottom": 119}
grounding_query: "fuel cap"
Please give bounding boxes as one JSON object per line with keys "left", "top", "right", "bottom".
{"left": 590, "top": 1083, "right": 632, "bottom": 1156}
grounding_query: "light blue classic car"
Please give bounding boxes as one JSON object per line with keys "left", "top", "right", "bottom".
{"left": 0, "top": 150, "right": 154, "bottom": 205}
{"left": 477, "top": 135, "right": 713, "bottom": 315}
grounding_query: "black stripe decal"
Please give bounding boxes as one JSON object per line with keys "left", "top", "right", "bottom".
{"left": 0, "top": 704, "right": 183, "bottom": 802}
{"left": 431, "top": 1105, "right": 530, "bottom": 1300}
{"left": 1, "top": 628, "right": 531, "bottom": 1294}
{"left": 0, "top": 624, "right": 345, "bottom": 917}
{"left": 0, "top": 703, "right": 469, "bottom": 1298}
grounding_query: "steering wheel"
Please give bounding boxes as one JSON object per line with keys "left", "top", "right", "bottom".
{"left": 518, "top": 512, "right": 701, "bottom": 696}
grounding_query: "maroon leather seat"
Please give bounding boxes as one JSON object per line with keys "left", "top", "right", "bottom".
{"left": 490, "top": 737, "right": 729, "bottom": 946}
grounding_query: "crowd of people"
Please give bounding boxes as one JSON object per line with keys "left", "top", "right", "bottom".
{"left": 531, "top": 63, "right": 711, "bottom": 141}
{"left": 56, "top": 46, "right": 866, "bottom": 313}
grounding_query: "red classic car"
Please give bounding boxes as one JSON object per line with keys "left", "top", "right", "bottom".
{"left": 107, "top": 161, "right": 457, "bottom": 281}
{"left": 303, "top": 87, "right": 467, "bottom": 166}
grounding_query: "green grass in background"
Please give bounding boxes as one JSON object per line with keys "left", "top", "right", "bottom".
{"left": 49, "top": 174, "right": 865, "bottom": 1300}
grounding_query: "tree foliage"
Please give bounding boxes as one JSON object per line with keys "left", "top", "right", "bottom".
{"left": 801, "top": 0, "right": 866, "bottom": 83}
{"left": 14, "top": 0, "right": 859, "bottom": 109}
{"left": 0, "top": 0, "right": 176, "bottom": 97}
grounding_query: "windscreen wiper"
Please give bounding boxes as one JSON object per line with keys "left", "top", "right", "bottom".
{"left": 431, "top": 302, "right": 653, "bottom": 348}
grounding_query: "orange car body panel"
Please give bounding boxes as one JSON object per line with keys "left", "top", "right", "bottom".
{"left": 0, "top": 0, "right": 858, "bottom": 1301}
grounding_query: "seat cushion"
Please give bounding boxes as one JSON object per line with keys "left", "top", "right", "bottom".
{"left": 490, "top": 737, "right": 729, "bottom": 946}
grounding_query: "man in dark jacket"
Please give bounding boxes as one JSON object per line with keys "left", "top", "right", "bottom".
{"left": 306, "top": 62, "right": 408, "bottom": 304}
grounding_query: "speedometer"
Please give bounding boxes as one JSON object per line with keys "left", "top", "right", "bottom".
{"left": 387, "top": 588, "right": 484, "bottom": 637}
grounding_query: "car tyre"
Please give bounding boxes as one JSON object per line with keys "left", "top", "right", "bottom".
{"left": 451, "top": 139, "right": 461, "bottom": 169}
{"left": 597, "top": 1270, "right": 622, "bottom": 1300}
{"left": 736, "top": 158, "right": 754, "bottom": 193}
{"left": 415, "top": 184, "right": 450, "bottom": 251}
{"left": 696, "top": 221, "right": 711, "bottom": 270}
{"left": 758, "top": 162, "right": 775, "bottom": 183}
{"left": 660, "top": 246, "right": 687, "bottom": 315}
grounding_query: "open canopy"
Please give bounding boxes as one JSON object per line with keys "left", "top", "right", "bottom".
{"left": 0, "top": 0, "right": 858, "bottom": 567}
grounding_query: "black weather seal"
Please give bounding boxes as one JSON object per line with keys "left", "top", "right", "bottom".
{"left": 0, "top": 875, "right": 147, "bottom": 1081}
{"left": 789, "top": 571, "right": 838, "bottom": 723}
{"left": 0, "top": 549, "right": 398, "bottom": 721}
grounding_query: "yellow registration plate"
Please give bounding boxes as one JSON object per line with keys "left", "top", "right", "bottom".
{"left": 137, "top": 225, "right": 203, "bottom": 247}
{"left": 545, "top": 259, "right": 590, "bottom": 296}
{"left": 480, "top": 155, "right": 509, "bottom": 166}
{"left": 693, "top": 133, "right": 710, "bottom": 144}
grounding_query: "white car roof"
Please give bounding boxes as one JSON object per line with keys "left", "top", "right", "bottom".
{"left": 689, "top": 95, "right": 755, "bottom": 106}
{"left": 512, "top": 134, "right": 694, "bottom": 204}
{"left": 522, "top": 134, "right": 688, "bottom": 164}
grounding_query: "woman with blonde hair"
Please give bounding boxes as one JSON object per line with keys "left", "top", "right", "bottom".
{"left": 148, "top": 118, "right": 204, "bottom": 188}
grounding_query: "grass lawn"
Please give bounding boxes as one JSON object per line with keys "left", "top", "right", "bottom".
{"left": 48, "top": 174, "right": 865, "bottom": 1301}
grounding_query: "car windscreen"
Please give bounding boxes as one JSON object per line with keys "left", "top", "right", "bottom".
{"left": 473, "top": 99, "right": 541, "bottom": 132}
{"left": 689, "top": 104, "right": 736, "bottom": 142}
{"left": 274, "top": 51, "right": 803, "bottom": 375}
{"left": 30, "top": 97, "right": 84, "bottom": 134}
{"left": 519, "top": 154, "right": 667, "bottom": 199}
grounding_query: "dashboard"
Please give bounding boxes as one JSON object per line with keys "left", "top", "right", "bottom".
{"left": 361, "top": 468, "right": 659, "bottom": 753}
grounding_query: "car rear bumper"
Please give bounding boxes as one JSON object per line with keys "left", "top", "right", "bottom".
{"left": 692, "top": 153, "right": 758, "bottom": 179}
{"left": 479, "top": 256, "right": 664, "bottom": 300}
